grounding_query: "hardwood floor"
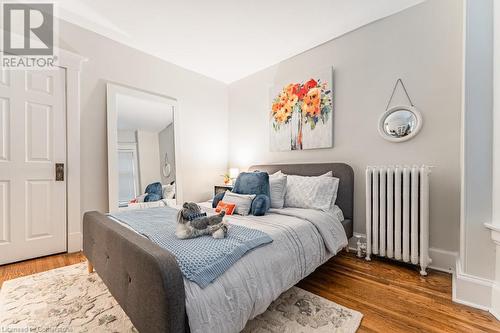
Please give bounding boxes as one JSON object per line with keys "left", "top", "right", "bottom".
{"left": 0, "top": 251, "right": 498, "bottom": 332}
{"left": 299, "top": 252, "right": 500, "bottom": 333}
{"left": 0, "top": 252, "right": 86, "bottom": 288}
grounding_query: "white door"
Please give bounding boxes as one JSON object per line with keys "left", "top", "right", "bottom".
{"left": 0, "top": 67, "right": 67, "bottom": 264}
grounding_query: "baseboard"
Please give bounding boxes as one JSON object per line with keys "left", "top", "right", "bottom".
{"left": 67, "top": 232, "right": 83, "bottom": 253}
{"left": 347, "top": 233, "right": 457, "bottom": 273}
{"left": 490, "top": 284, "right": 500, "bottom": 320}
{"left": 491, "top": 308, "right": 500, "bottom": 321}
{"left": 428, "top": 247, "right": 457, "bottom": 273}
{"left": 452, "top": 258, "right": 493, "bottom": 311}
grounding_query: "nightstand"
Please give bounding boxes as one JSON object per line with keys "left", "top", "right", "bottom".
{"left": 214, "top": 185, "right": 233, "bottom": 196}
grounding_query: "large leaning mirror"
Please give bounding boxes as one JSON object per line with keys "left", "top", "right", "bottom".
{"left": 378, "top": 105, "right": 423, "bottom": 142}
{"left": 107, "top": 83, "right": 178, "bottom": 212}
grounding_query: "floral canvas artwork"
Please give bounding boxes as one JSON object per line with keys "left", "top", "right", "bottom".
{"left": 270, "top": 69, "right": 333, "bottom": 151}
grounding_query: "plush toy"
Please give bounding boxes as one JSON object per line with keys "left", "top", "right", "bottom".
{"left": 175, "top": 202, "right": 228, "bottom": 239}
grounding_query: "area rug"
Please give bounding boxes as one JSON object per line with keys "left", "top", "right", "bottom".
{"left": 0, "top": 263, "right": 362, "bottom": 332}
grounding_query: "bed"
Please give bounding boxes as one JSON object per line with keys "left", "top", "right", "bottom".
{"left": 120, "top": 198, "right": 177, "bottom": 210}
{"left": 83, "top": 163, "right": 354, "bottom": 333}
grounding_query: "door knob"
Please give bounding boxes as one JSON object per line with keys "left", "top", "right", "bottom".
{"left": 55, "top": 163, "right": 64, "bottom": 181}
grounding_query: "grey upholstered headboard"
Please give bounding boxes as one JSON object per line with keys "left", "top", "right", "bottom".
{"left": 248, "top": 163, "right": 354, "bottom": 221}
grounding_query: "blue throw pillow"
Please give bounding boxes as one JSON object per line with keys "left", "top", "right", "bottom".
{"left": 212, "top": 192, "right": 226, "bottom": 208}
{"left": 144, "top": 182, "right": 162, "bottom": 202}
{"left": 250, "top": 194, "right": 271, "bottom": 216}
{"left": 232, "top": 171, "right": 271, "bottom": 215}
{"left": 144, "top": 193, "right": 162, "bottom": 202}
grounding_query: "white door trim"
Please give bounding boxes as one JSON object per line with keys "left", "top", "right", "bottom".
{"left": 57, "top": 49, "right": 87, "bottom": 252}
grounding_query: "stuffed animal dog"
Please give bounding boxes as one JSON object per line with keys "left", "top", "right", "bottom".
{"left": 176, "top": 202, "right": 228, "bottom": 239}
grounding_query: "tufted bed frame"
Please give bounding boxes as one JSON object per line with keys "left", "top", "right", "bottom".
{"left": 83, "top": 163, "right": 354, "bottom": 333}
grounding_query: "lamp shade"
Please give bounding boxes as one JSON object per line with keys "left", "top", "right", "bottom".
{"left": 229, "top": 168, "right": 240, "bottom": 179}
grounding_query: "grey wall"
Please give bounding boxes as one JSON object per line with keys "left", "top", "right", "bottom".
{"left": 158, "top": 123, "right": 176, "bottom": 185}
{"left": 57, "top": 20, "right": 228, "bottom": 215}
{"left": 227, "top": 0, "right": 463, "bottom": 252}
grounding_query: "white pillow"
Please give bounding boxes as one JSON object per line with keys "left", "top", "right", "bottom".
{"left": 319, "top": 171, "right": 333, "bottom": 177}
{"left": 319, "top": 172, "right": 340, "bottom": 208}
{"left": 278, "top": 170, "right": 332, "bottom": 177}
{"left": 310, "top": 171, "right": 339, "bottom": 206}
{"left": 329, "top": 177, "right": 340, "bottom": 207}
{"left": 222, "top": 192, "right": 256, "bottom": 216}
{"left": 162, "top": 184, "right": 176, "bottom": 199}
{"left": 329, "top": 205, "right": 345, "bottom": 221}
{"left": 279, "top": 170, "right": 339, "bottom": 208}
{"left": 284, "top": 175, "right": 336, "bottom": 211}
{"left": 269, "top": 173, "right": 287, "bottom": 208}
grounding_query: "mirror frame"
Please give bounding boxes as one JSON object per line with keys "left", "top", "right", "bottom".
{"left": 378, "top": 105, "right": 423, "bottom": 143}
{"left": 106, "top": 82, "right": 182, "bottom": 212}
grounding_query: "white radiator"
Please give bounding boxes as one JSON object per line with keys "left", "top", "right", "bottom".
{"left": 365, "top": 165, "right": 431, "bottom": 275}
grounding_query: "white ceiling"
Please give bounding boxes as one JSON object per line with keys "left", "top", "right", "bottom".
{"left": 117, "top": 93, "right": 173, "bottom": 132}
{"left": 53, "top": 0, "right": 424, "bottom": 83}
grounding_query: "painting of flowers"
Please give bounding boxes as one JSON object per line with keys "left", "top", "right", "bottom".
{"left": 270, "top": 69, "right": 333, "bottom": 151}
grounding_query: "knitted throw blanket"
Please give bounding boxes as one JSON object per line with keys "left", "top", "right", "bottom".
{"left": 110, "top": 207, "right": 273, "bottom": 288}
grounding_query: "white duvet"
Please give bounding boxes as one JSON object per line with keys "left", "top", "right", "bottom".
{"left": 185, "top": 205, "right": 348, "bottom": 333}
{"left": 113, "top": 204, "right": 348, "bottom": 333}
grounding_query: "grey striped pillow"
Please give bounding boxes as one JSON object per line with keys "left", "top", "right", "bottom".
{"left": 269, "top": 173, "right": 287, "bottom": 208}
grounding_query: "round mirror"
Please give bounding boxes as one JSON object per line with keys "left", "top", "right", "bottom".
{"left": 378, "top": 105, "right": 423, "bottom": 142}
